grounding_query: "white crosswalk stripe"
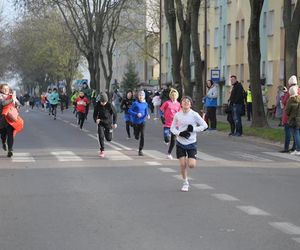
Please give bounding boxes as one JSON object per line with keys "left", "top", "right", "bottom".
{"left": 212, "top": 193, "right": 239, "bottom": 201}
{"left": 263, "top": 152, "right": 300, "bottom": 162}
{"left": 143, "top": 150, "right": 168, "bottom": 160}
{"left": 12, "top": 153, "right": 35, "bottom": 163}
{"left": 231, "top": 152, "right": 273, "bottom": 162}
{"left": 104, "top": 150, "right": 132, "bottom": 160}
{"left": 196, "top": 151, "right": 225, "bottom": 161}
{"left": 269, "top": 222, "right": 300, "bottom": 235}
{"left": 237, "top": 206, "right": 270, "bottom": 216}
{"left": 51, "top": 151, "right": 83, "bottom": 162}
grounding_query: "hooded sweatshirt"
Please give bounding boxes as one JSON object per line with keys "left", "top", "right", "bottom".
{"left": 128, "top": 100, "right": 148, "bottom": 124}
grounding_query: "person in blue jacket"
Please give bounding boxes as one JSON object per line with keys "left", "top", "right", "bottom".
{"left": 204, "top": 80, "right": 218, "bottom": 130}
{"left": 128, "top": 90, "right": 149, "bottom": 156}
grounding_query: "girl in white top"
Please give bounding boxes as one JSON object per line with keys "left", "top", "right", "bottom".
{"left": 170, "top": 96, "right": 208, "bottom": 192}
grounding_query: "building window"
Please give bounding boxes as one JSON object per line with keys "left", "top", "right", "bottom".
{"left": 267, "top": 10, "right": 274, "bottom": 36}
{"left": 263, "top": 12, "right": 267, "bottom": 28}
{"left": 267, "top": 61, "right": 273, "bottom": 85}
{"left": 280, "top": 7, "right": 284, "bottom": 28}
{"left": 261, "top": 61, "right": 266, "bottom": 78}
{"left": 227, "top": 23, "right": 231, "bottom": 45}
{"left": 219, "top": 5, "right": 222, "bottom": 19}
{"left": 214, "top": 27, "right": 219, "bottom": 48}
{"left": 219, "top": 45, "right": 222, "bottom": 60}
{"left": 215, "top": 0, "right": 219, "bottom": 8}
{"left": 223, "top": 25, "right": 226, "bottom": 39}
{"left": 227, "top": 0, "right": 232, "bottom": 3}
{"left": 207, "top": 29, "right": 210, "bottom": 46}
{"left": 235, "top": 21, "right": 239, "bottom": 39}
{"left": 280, "top": 60, "right": 284, "bottom": 80}
{"left": 241, "top": 19, "right": 245, "bottom": 38}
{"left": 240, "top": 64, "right": 244, "bottom": 82}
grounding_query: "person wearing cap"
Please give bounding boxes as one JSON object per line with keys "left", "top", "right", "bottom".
{"left": 75, "top": 91, "right": 90, "bottom": 129}
{"left": 160, "top": 88, "right": 181, "bottom": 159}
{"left": 170, "top": 96, "right": 208, "bottom": 192}
{"left": 279, "top": 75, "right": 300, "bottom": 153}
{"left": 285, "top": 85, "right": 300, "bottom": 155}
{"left": 93, "top": 92, "right": 117, "bottom": 158}
{"left": 128, "top": 90, "right": 149, "bottom": 156}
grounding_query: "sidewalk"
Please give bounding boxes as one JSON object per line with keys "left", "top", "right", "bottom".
{"left": 216, "top": 114, "right": 282, "bottom": 129}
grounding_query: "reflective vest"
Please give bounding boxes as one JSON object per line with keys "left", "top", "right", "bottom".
{"left": 247, "top": 90, "right": 252, "bottom": 103}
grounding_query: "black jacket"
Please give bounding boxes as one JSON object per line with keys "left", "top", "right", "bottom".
{"left": 120, "top": 98, "right": 134, "bottom": 114}
{"left": 229, "top": 82, "right": 245, "bottom": 105}
{"left": 93, "top": 102, "right": 117, "bottom": 127}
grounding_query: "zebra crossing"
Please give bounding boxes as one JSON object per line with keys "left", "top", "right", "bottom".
{"left": 2, "top": 148, "right": 300, "bottom": 165}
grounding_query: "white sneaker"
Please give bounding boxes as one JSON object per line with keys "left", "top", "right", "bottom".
{"left": 290, "top": 150, "right": 300, "bottom": 155}
{"left": 167, "top": 154, "right": 173, "bottom": 160}
{"left": 181, "top": 183, "right": 189, "bottom": 192}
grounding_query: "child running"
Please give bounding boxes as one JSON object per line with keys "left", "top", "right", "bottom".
{"left": 170, "top": 96, "right": 208, "bottom": 192}
{"left": 160, "top": 88, "right": 181, "bottom": 159}
{"left": 75, "top": 91, "right": 89, "bottom": 129}
{"left": 128, "top": 90, "right": 148, "bottom": 156}
{"left": 120, "top": 90, "right": 134, "bottom": 139}
{"left": 93, "top": 92, "right": 117, "bottom": 158}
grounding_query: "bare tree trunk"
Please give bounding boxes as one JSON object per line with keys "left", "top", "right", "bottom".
{"left": 164, "top": 0, "right": 182, "bottom": 88}
{"left": 176, "top": 0, "right": 192, "bottom": 96}
{"left": 248, "top": 0, "right": 268, "bottom": 127}
{"left": 283, "top": 0, "right": 300, "bottom": 81}
{"left": 191, "top": 0, "right": 204, "bottom": 111}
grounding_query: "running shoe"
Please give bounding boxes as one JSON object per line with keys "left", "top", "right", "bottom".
{"left": 7, "top": 151, "right": 13, "bottom": 158}
{"left": 167, "top": 154, "right": 173, "bottom": 160}
{"left": 99, "top": 150, "right": 105, "bottom": 158}
{"left": 181, "top": 183, "right": 189, "bottom": 192}
{"left": 138, "top": 150, "right": 144, "bottom": 156}
{"left": 2, "top": 143, "right": 7, "bottom": 151}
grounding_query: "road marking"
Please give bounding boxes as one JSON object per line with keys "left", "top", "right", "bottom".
{"left": 12, "top": 153, "right": 35, "bottom": 162}
{"left": 70, "top": 123, "right": 78, "bottom": 128}
{"left": 237, "top": 206, "right": 270, "bottom": 216}
{"left": 105, "top": 150, "right": 132, "bottom": 160}
{"left": 232, "top": 152, "right": 273, "bottom": 162}
{"left": 196, "top": 151, "right": 226, "bottom": 161}
{"left": 158, "top": 168, "right": 177, "bottom": 173}
{"left": 109, "top": 141, "right": 132, "bottom": 150}
{"left": 143, "top": 150, "right": 168, "bottom": 160}
{"left": 263, "top": 152, "right": 300, "bottom": 162}
{"left": 106, "top": 142, "right": 122, "bottom": 150}
{"left": 192, "top": 183, "right": 214, "bottom": 190}
{"left": 51, "top": 151, "right": 83, "bottom": 162}
{"left": 269, "top": 222, "right": 300, "bottom": 235}
{"left": 81, "top": 128, "right": 90, "bottom": 132}
{"left": 88, "top": 134, "right": 98, "bottom": 140}
{"left": 212, "top": 193, "right": 239, "bottom": 201}
{"left": 172, "top": 175, "right": 194, "bottom": 181}
{"left": 145, "top": 161, "right": 162, "bottom": 166}
{"left": 292, "top": 238, "right": 300, "bottom": 244}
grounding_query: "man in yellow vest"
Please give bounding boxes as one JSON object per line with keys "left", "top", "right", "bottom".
{"left": 246, "top": 86, "right": 252, "bottom": 121}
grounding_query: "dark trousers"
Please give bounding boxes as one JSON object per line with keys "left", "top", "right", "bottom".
{"left": 247, "top": 102, "right": 252, "bottom": 121}
{"left": 227, "top": 113, "right": 235, "bottom": 134}
{"left": 206, "top": 107, "right": 217, "bottom": 129}
{"left": 85, "top": 103, "right": 90, "bottom": 119}
{"left": 167, "top": 133, "right": 176, "bottom": 154}
{"left": 232, "top": 104, "right": 243, "bottom": 135}
{"left": 98, "top": 124, "right": 112, "bottom": 151}
{"left": 126, "top": 121, "right": 132, "bottom": 138}
{"left": 133, "top": 123, "right": 145, "bottom": 151}
{"left": 1, "top": 125, "right": 14, "bottom": 151}
{"left": 77, "top": 112, "right": 85, "bottom": 129}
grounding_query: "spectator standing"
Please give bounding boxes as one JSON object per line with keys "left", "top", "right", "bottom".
{"left": 275, "top": 86, "right": 285, "bottom": 126}
{"left": 246, "top": 86, "right": 253, "bottom": 121}
{"left": 204, "top": 80, "right": 218, "bottom": 130}
{"left": 229, "top": 75, "right": 245, "bottom": 136}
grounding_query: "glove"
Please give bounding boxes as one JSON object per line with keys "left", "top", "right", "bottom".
{"left": 179, "top": 131, "right": 191, "bottom": 139}
{"left": 187, "top": 124, "right": 193, "bottom": 132}
{"left": 160, "top": 116, "right": 165, "bottom": 124}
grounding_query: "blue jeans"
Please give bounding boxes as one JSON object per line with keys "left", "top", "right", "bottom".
{"left": 290, "top": 127, "right": 300, "bottom": 151}
{"left": 284, "top": 124, "right": 295, "bottom": 151}
{"left": 232, "top": 104, "right": 243, "bottom": 135}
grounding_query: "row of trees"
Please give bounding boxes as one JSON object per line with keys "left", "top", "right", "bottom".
{"left": 165, "top": 0, "right": 300, "bottom": 127}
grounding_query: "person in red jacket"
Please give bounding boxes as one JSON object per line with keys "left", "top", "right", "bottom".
{"left": 75, "top": 91, "right": 89, "bottom": 129}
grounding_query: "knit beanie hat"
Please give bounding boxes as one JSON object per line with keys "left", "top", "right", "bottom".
{"left": 288, "top": 75, "right": 298, "bottom": 86}
{"left": 169, "top": 88, "right": 179, "bottom": 99}
{"left": 99, "top": 92, "right": 108, "bottom": 102}
{"left": 289, "top": 85, "right": 298, "bottom": 97}
{"left": 138, "top": 90, "right": 145, "bottom": 97}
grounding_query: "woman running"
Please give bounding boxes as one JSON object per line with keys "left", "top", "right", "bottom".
{"left": 170, "top": 96, "right": 208, "bottom": 192}
{"left": 160, "top": 88, "right": 181, "bottom": 159}
{"left": 120, "top": 90, "right": 134, "bottom": 139}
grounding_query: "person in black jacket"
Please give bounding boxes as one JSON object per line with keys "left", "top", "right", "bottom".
{"left": 229, "top": 75, "right": 245, "bottom": 136}
{"left": 93, "top": 92, "right": 117, "bottom": 158}
{"left": 120, "top": 90, "right": 134, "bottom": 139}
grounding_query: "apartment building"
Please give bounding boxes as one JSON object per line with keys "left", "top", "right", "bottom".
{"left": 161, "top": 0, "right": 300, "bottom": 107}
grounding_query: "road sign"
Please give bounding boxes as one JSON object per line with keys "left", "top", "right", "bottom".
{"left": 211, "top": 69, "right": 220, "bottom": 82}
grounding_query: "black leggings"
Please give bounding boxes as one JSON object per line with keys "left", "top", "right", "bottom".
{"left": 98, "top": 125, "right": 112, "bottom": 151}
{"left": 77, "top": 112, "right": 85, "bottom": 129}
{"left": 126, "top": 121, "right": 132, "bottom": 138}
{"left": 0, "top": 125, "right": 14, "bottom": 151}
{"left": 133, "top": 123, "right": 145, "bottom": 151}
{"left": 167, "top": 133, "right": 176, "bottom": 154}
{"left": 206, "top": 107, "right": 217, "bottom": 129}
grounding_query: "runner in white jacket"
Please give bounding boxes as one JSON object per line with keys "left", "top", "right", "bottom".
{"left": 170, "top": 96, "right": 208, "bottom": 192}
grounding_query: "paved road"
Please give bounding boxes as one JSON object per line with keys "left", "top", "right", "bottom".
{"left": 0, "top": 107, "right": 299, "bottom": 250}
